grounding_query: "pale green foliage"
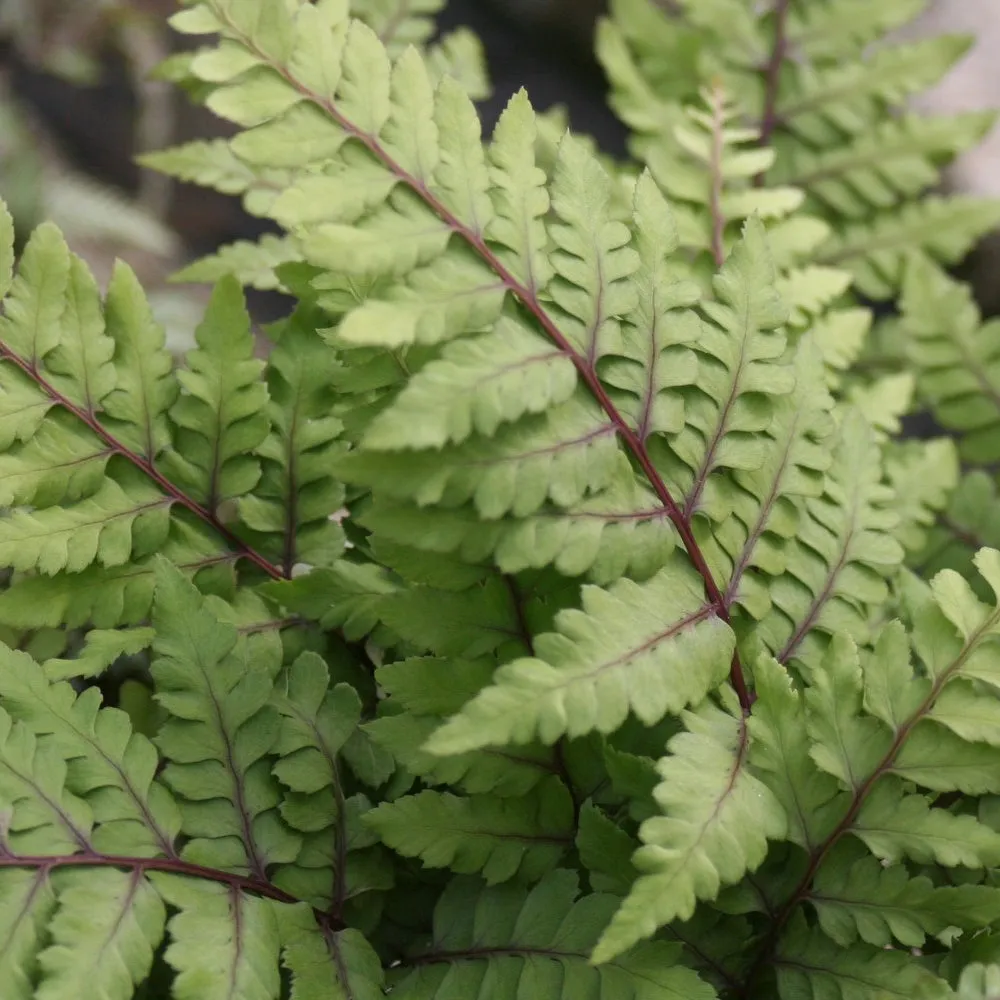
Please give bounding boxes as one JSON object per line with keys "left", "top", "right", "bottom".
{"left": 0, "top": 0, "right": 997, "bottom": 998}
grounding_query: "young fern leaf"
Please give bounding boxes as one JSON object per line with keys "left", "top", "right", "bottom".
{"left": 592, "top": 701, "right": 786, "bottom": 962}
{"left": 276, "top": 904, "right": 384, "bottom": 1000}
{"left": 366, "top": 657, "right": 557, "bottom": 797}
{"left": 756, "top": 409, "right": 905, "bottom": 669}
{"left": 101, "top": 261, "right": 178, "bottom": 460}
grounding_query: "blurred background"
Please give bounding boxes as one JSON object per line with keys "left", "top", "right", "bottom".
{"left": 0, "top": 0, "right": 996, "bottom": 347}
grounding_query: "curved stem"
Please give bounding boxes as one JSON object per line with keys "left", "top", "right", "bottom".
{"left": 0, "top": 851, "right": 303, "bottom": 908}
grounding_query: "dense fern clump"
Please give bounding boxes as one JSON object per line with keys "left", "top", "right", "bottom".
{"left": 1, "top": 0, "right": 1000, "bottom": 997}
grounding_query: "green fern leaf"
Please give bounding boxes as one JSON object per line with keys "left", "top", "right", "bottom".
{"left": 749, "top": 656, "right": 846, "bottom": 851}
{"left": 361, "top": 317, "right": 577, "bottom": 450}
{"left": 0, "top": 472, "right": 171, "bottom": 575}
{"left": 391, "top": 869, "right": 715, "bottom": 999}
{"left": 43, "top": 626, "right": 155, "bottom": 682}
{"left": 37, "top": 870, "right": 166, "bottom": 1000}
{"left": 757, "top": 409, "right": 904, "bottom": 667}
{"left": 45, "top": 255, "right": 116, "bottom": 414}
{"left": 341, "top": 396, "right": 618, "bottom": 519}
{"left": 367, "top": 657, "right": 555, "bottom": 796}
{"left": 903, "top": 258, "right": 1000, "bottom": 463}
{"left": 487, "top": 90, "right": 552, "bottom": 293}
{"left": 774, "top": 916, "right": 953, "bottom": 1000}
{"left": 702, "top": 336, "right": 834, "bottom": 620}
{"left": 0, "top": 222, "right": 69, "bottom": 367}
{"left": 817, "top": 195, "right": 1000, "bottom": 300}
{"left": 238, "top": 307, "right": 346, "bottom": 572}
{"left": 852, "top": 777, "right": 1000, "bottom": 868}
{"left": 362, "top": 468, "right": 678, "bottom": 584}
{"left": 262, "top": 560, "right": 398, "bottom": 642}
{"left": 0, "top": 707, "right": 93, "bottom": 855}
{"left": 545, "top": 133, "right": 638, "bottom": 358}
{"left": 101, "top": 262, "right": 179, "bottom": 459}
{"left": 593, "top": 701, "right": 785, "bottom": 962}
{"left": 0, "top": 365, "right": 54, "bottom": 449}
{"left": 173, "top": 234, "right": 302, "bottom": 292}
{"left": 779, "top": 35, "right": 972, "bottom": 144}
{"left": 600, "top": 171, "right": 699, "bottom": 438}
{"left": 365, "top": 778, "right": 573, "bottom": 884}
{"left": 0, "top": 646, "right": 180, "bottom": 855}
{"left": 0, "top": 870, "right": 57, "bottom": 999}
{"left": 426, "top": 560, "right": 734, "bottom": 752}
{"left": 776, "top": 112, "right": 995, "bottom": 219}
{"left": 885, "top": 438, "right": 959, "bottom": 553}
{"left": 0, "top": 520, "right": 236, "bottom": 630}
{"left": 151, "top": 561, "right": 299, "bottom": 875}
{"left": 137, "top": 138, "right": 262, "bottom": 196}
{"left": 665, "top": 218, "right": 792, "bottom": 518}
{"left": 153, "top": 875, "right": 281, "bottom": 1000}
{"left": 0, "top": 414, "right": 111, "bottom": 508}
{"left": 162, "top": 276, "right": 269, "bottom": 510}
{"left": 810, "top": 843, "right": 1000, "bottom": 949}
{"left": 277, "top": 903, "right": 384, "bottom": 1000}
{"left": 268, "top": 651, "right": 364, "bottom": 907}
{"left": 787, "top": 0, "right": 927, "bottom": 62}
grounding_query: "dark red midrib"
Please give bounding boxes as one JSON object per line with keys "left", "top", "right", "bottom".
{"left": 221, "top": 17, "right": 751, "bottom": 711}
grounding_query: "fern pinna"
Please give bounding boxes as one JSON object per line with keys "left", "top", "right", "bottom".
{"left": 0, "top": 0, "right": 999, "bottom": 997}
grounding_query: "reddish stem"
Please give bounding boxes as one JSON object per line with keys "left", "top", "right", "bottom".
{"left": 220, "top": 15, "right": 753, "bottom": 714}
{"left": 0, "top": 346, "right": 285, "bottom": 580}
{"left": 754, "top": 0, "right": 791, "bottom": 185}
{"left": 0, "top": 851, "right": 302, "bottom": 907}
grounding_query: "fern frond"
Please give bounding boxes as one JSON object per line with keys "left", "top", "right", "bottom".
{"left": 161, "top": 276, "right": 269, "bottom": 511}
{"left": 173, "top": 234, "right": 302, "bottom": 292}
{"left": 151, "top": 561, "right": 298, "bottom": 876}
{"left": 755, "top": 409, "right": 904, "bottom": 668}
{"left": 810, "top": 842, "right": 1000, "bottom": 949}
{"left": 277, "top": 903, "right": 385, "bottom": 1000}
{"left": 425, "top": 561, "right": 734, "bottom": 751}
{"left": 817, "top": 195, "right": 1000, "bottom": 300}
{"left": 38, "top": 870, "right": 166, "bottom": 1000}
{"left": 389, "top": 869, "right": 714, "bottom": 999}
{"left": 366, "top": 656, "right": 557, "bottom": 797}
{"left": 774, "top": 916, "right": 952, "bottom": 1000}
{"left": 365, "top": 778, "right": 574, "bottom": 884}
{"left": 153, "top": 875, "right": 281, "bottom": 1000}
{"left": 239, "top": 307, "right": 346, "bottom": 573}
{"left": 902, "top": 258, "right": 1000, "bottom": 463}
{"left": 593, "top": 700, "right": 785, "bottom": 962}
